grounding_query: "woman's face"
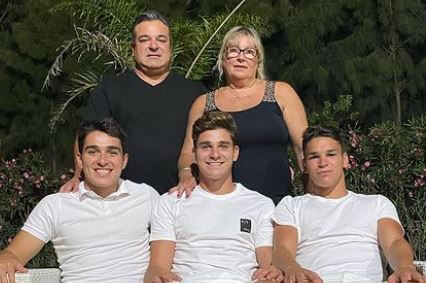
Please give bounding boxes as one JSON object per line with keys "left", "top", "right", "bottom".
{"left": 223, "top": 35, "right": 258, "bottom": 82}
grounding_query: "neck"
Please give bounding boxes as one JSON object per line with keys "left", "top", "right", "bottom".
{"left": 310, "top": 180, "right": 348, "bottom": 199}
{"left": 134, "top": 68, "right": 170, "bottom": 86}
{"left": 84, "top": 181, "right": 120, "bottom": 198}
{"left": 228, "top": 78, "right": 257, "bottom": 90}
{"left": 198, "top": 176, "right": 235, "bottom": 195}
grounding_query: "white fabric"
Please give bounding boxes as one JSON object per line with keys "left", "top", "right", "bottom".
{"left": 151, "top": 183, "right": 275, "bottom": 283}
{"left": 273, "top": 191, "right": 402, "bottom": 282}
{"left": 22, "top": 180, "right": 159, "bottom": 283}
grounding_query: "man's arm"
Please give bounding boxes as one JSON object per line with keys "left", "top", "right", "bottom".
{"left": 59, "top": 136, "right": 81, "bottom": 192}
{"left": 252, "top": 246, "right": 283, "bottom": 282}
{"left": 0, "top": 231, "right": 45, "bottom": 283}
{"left": 378, "top": 218, "right": 425, "bottom": 283}
{"left": 144, "top": 241, "right": 181, "bottom": 283}
{"left": 272, "top": 225, "right": 322, "bottom": 283}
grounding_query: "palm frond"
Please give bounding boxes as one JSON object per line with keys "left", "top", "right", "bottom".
{"left": 49, "top": 71, "right": 101, "bottom": 132}
{"left": 43, "top": 25, "right": 131, "bottom": 91}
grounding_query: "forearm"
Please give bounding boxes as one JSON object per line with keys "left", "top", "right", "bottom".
{"left": 292, "top": 144, "right": 304, "bottom": 173}
{"left": 178, "top": 152, "right": 194, "bottom": 171}
{"left": 256, "top": 247, "right": 273, "bottom": 268}
{"left": 387, "top": 238, "right": 415, "bottom": 270}
{"left": 272, "top": 246, "right": 300, "bottom": 272}
{"left": 0, "top": 250, "right": 21, "bottom": 264}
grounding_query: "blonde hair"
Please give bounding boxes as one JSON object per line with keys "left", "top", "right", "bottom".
{"left": 215, "top": 26, "right": 266, "bottom": 81}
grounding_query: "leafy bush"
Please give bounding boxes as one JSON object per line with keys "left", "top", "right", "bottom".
{"left": 0, "top": 150, "right": 68, "bottom": 267}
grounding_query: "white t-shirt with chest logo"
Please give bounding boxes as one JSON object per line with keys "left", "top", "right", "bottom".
{"left": 150, "top": 183, "right": 275, "bottom": 283}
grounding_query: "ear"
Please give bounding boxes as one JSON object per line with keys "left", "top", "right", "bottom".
{"left": 302, "top": 158, "right": 308, "bottom": 173}
{"left": 122, "top": 153, "right": 129, "bottom": 170}
{"left": 76, "top": 151, "right": 83, "bottom": 169}
{"left": 233, "top": 145, "right": 240, "bottom": 162}
{"left": 343, "top": 152, "right": 349, "bottom": 169}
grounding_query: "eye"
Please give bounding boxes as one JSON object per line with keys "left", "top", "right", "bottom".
{"left": 308, "top": 155, "right": 319, "bottom": 160}
{"left": 86, "top": 149, "right": 98, "bottom": 155}
{"left": 157, "top": 36, "right": 168, "bottom": 43}
{"left": 219, "top": 144, "right": 229, "bottom": 149}
{"left": 245, "top": 48, "right": 256, "bottom": 56}
{"left": 138, "top": 36, "right": 149, "bottom": 43}
{"left": 109, "top": 150, "right": 120, "bottom": 156}
{"left": 326, "top": 152, "right": 337, "bottom": 157}
{"left": 228, "top": 47, "right": 240, "bottom": 53}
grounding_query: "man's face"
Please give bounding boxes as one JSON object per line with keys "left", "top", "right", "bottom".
{"left": 77, "top": 131, "right": 128, "bottom": 195}
{"left": 303, "top": 137, "right": 348, "bottom": 190}
{"left": 194, "top": 129, "right": 239, "bottom": 183}
{"left": 132, "top": 20, "right": 171, "bottom": 74}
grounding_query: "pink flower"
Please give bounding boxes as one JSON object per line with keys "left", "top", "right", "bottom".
{"left": 23, "top": 172, "right": 30, "bottom": 179}
{"left": 363, "top": 161, "right": 371, "bottom": 168}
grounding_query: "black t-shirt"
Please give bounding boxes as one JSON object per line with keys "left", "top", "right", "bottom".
{"left": 85, "top": 70, "right": 206, "bottom": 194}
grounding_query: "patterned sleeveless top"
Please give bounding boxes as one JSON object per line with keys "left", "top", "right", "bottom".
{"left": 203, "top": 81, "right": 292, "bottom": 204}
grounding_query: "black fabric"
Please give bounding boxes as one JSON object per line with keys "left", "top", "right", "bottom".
{"left": 85, "top": 70, "right": 206, "bottom": 194}
{"left": 206, "top": 84, "right": 292, "bottom": 205}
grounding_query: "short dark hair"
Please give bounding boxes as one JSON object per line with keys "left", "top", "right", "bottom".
{"left": 302, "top": 126, "right": 345, "bottom": 153}
{"left": 192, "top": 111, "right": 238, "bottom": 147}
{"left": 77, "top": 118, "right": 128, "bottom": 154}
{"left": 131, "top": 10, "right": 170, "bottom": 45}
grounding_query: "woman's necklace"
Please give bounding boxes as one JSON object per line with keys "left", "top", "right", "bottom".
{"left": 228, "top": 79, "right": 257, "bottom": 98}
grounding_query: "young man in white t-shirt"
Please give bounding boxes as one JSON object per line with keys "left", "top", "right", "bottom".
{"left": 0, "top": 118, "right": 159, "bottom": 283}
{"left": 272, "top": 126, "right": 424, "bottom": 283}
{"left": 144, "top": 111, "right": 283, "bottom": 283}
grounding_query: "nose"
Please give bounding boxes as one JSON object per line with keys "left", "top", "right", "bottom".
{"left": 318, "top": 156, "right": 328, "bottom": 167}
{"left": 148, "top": 39, "right": 158, "bottom": 50}
{"left": 209, "top": 147, "right": 220, "bottom": 159}
{"left": 97, "top": 152, "right": 109, "bottom": 166}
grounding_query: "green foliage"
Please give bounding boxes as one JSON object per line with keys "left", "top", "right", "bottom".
{"left": 0, "top": 150, "right": 67, "bottom": 267}
{"left": 0, "top": 0, "right": 79, "bottom": 170}
{"left": 344, "top": 116, "right": 425, "bottom": 259}
{"left": 276, "top": 0, "right": 426, "bottom": 124}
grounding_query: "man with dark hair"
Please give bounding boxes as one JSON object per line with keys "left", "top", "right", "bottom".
{"left": 272, "top": 125, "right": 424, "bottom": 283}
{"left": 0, "top": 118, "right": 159, "bottom": 282}
{"left": 144, "top": 111, "right": 282, "bottom": 283}
{"left": 61, "top": 10, "right": 206, "bottom": 194}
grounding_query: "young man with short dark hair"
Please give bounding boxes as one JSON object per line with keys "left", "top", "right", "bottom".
{"left": 273, "top": 126, "right": 424, "bottom": 283}
{"left": 0, "top": 118, "right": 159, "bottom": 283}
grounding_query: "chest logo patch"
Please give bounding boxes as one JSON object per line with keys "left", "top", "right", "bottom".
{"left": 240, "top": 218, "right": 252, "bottom": 233}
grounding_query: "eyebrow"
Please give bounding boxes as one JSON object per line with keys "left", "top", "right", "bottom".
{"left": 83, "top": 145, "right": 122, "bottom": 152}
{"left": 305, "top": 149, "right": 338, "bottom": 156}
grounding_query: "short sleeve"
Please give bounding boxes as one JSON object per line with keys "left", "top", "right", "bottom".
{"left": 376, "top": 195, "right": 402, "bottom": 226}
{"left": 85, "top": 78, "right": 112, "bottom": 121}
{"left": 150, "top": 194, "right": 177, "bottom": 242}
{"left": 254, "top": 199, "right": 275, "bottom": 248}
{"left": 21, "top": 195, "right": 57, "bottom": 243}
{"left": 272, "top": 196, "right": 297, "bottom": 228}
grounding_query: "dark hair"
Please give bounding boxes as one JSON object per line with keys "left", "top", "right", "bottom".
{"left": 77, "top": 118, "right": 128, "bottom": 154}
{"left": 192, "top": 111, "right": 238, "bottom": 147}
{"left": 302, "top": 126, "right": 345, "bottom": 153}
{"left": 131, "top": 10, "right": 170, "bottom": 45}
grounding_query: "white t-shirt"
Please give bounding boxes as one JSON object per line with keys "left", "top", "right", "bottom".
{"left": 22, "top": 180, "right": 159, "bottom": 283}
{"left": 150, "top": 183, "right": 275, "bottom": 283}
{"left": 273, "top": 191, "right": 401, "bottom": 282}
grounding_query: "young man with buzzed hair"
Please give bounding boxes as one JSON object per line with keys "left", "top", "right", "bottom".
{"left": 61, "top": 10, "right": 206, "bottom": 194}
{"left": 0, "top": 118, "right": 159, "bottom": 283}
{"left": 273, "top": 126, "right": 424, "bottom": 283}
{"left": 145, "top": 111, "right": 283, "bottom": 283}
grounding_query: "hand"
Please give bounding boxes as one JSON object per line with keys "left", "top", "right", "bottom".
{"left": 282, "top": 264, "right": 322, "bottom": 283}
{"left": 168, "top": 169, "right": 196, "bottom": 198}
{"left": 59, "top": 175, "right": 81, "bottom": 193}
{"left": 151, "top": 272, "right": 182, "bottom": 283}
{"left": 0, "top": 260, "right": 27, "bottom": 283}
{"left": 388, "top": 264, "right": 425, "bottom": 283}
{"left": 253, "top": 265, "right": 284, "bottom": 282}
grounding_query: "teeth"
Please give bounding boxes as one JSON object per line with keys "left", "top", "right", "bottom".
{"left": 95, "top": 169, "right": 111, "bottom": 176}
